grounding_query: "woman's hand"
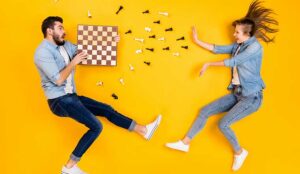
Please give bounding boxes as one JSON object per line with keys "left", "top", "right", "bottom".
{"left": 199, "top": 63, "right": 210, "bottom": 76}
{"left": 114, "top": 35, "right": 120, "bottom": 42}
{"left": 192, "top": 26, "right": 199, "bottom": 43}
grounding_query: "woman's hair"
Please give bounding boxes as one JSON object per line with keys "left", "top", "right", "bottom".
{"left": 232, "top": 0, "right": 279, "bottom": 43}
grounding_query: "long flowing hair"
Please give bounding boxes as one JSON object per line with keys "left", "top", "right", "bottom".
{"left": 232, "top": 0, "right": 279, "bottom": 43}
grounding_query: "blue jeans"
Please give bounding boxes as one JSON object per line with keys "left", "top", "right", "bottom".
{"left": 186, "top": 91, "right": 263, "bottom": 153}
{"left": 47, "top": 93, "right": 136, "bottom": 161}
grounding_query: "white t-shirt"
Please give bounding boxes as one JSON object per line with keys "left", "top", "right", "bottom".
{"left": 59, "top": 46, "right": 74, "bottom": 94}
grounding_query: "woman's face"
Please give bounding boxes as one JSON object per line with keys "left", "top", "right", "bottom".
{"left": 233, "top": 25, "right": 250, "bottom": 43}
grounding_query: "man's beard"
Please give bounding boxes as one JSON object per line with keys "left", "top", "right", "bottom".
{"left": 53, "top": 34, "right": 65, "bottom": 46}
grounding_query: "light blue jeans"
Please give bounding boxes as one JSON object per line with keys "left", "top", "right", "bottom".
{"left": 186, "top": 90, "right": 263, "bottom": 153}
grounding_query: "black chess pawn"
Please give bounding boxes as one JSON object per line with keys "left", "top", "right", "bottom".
{"left": 181, "top": 46, "right": 189, "bottom": 49}
{"left": 146, "top": 48, "right": 154, "bottom": 52}
{"left": 163, "top": 47, "right": 170, "bottom": 51}
{"left": 125, "top": 30, "right": 132, "bottom": 34}
{"left": 153, "top": 20, "right": 160, "bottom": 24}
{"left": 144, "top": 61, "right": 151, "bottom": 66}
{"left": 177, "top": 37, "right": 185, "bottom": 41}
{"left": 149, "top": 35, "right": 156, "bottom": 38}
{"left": 142, "top": 10, "right": 150, "bottom": 14}
{"left": 165, "top": 27, "right": 173, "bottom": 32}
{"left": 112, "top": 93, "right": 118, "bottom": 100}
{"left": 116, "top": 6, "right": 123, "bottom": 14}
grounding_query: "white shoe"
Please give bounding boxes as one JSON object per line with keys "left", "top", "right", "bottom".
{"left": 62, "top": 164, "right": 87, "bottom": 174}
{"left": 166, "top": 140, "right": 189, "bottom": 152}
{"left": 232, "top": 148, "right": 248, "bottom": 171}
{"left": 144, "top": 114, "right": 162, "bottom": 140}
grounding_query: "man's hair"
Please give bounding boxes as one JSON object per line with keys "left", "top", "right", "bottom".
{"left": 41, "top": 16, "right": 63, "bottom": 38}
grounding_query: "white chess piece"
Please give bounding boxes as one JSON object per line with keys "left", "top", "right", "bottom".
{"left": 119, "top": 78, "right": 125, "bottom": 85}
{"left": 173, "top": 52, "right": 180, "bottom": 56}
{"left": 96, "top": 81, "right": 103, "bottom": 86}
{"left": 135, "top": 49, "right": 143, "bottom": 54}
{"left": 88, "top": 10, "right": 92, "bottom": 18}
{"left": 145, "top": 27, "right": 152, "bottom": 32}
{"left": 158, "top": 37, "right": 165, "bottom": 41}
{"left": 134, "top": 38, "right": 144, "bottom": 43}
{"left": 129, "top": 64, "right": 134, "bottom": 71}
{"left": 158, "top": 12, "right": 169, "bottom": 16}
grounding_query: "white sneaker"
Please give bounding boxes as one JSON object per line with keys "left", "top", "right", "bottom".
{"left": 166, "top": 140, "right": 189, "bottom": 152}
{"left": 232, "top": 148, "right": 248, "bottom": 171}
{"left": 144, "top": 114, "right": 162, "bottom": 140}
{"left": 62, "top": 164, "right": 87, "bottom": 174}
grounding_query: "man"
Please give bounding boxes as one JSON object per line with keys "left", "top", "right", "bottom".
{"left": 34, "top": 16, "right": 161, "bottom": 174}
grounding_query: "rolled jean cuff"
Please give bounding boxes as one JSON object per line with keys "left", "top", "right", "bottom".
{"left": 128, "top": 120, "right": 136, "bottom": 131}
{"left": 70, "top": 154, "right": 81, "bottom": 162}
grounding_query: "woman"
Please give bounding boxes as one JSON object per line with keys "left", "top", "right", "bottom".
{"left": 166, "top": 0, "right": 278, "bottom": 171}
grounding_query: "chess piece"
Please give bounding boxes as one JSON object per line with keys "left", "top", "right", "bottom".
{"left": 144, "top": 61, "right": 151, "bottom": 66}
{"left": 154, "top": 20, "right": 161, "bottom": 24}
{"left": 88, "top": 10, "right": 92, "bottom": 18}
{"left": 96, "top": 81, "right": 103, "bottom": 86}
{"left": 116, "top": 6, "right": 123, "bottom": 14}
{"left": 173, "top": 52, "right": 180, "bottom": 56}
{"left": 181, "top": 46, "right": 189, "bottom": 49}
{"left": 158, "top": 12, "right": 169, "bottom": 16}
{"left": 119, "top": 78, "right": 125, "bottom": 85}
{"left": 146, "top": 48, "right": 154, "bottom": 52}
{"left": 142, "top": 10, "right": 150, "bottom": 14}
{"left": 163, "top": 47, "right": 170, "bottom": 51}
{"left": 129, "top": 64, "right": 134, "bottom": 71}
{"left": 149, "top": 35, "right": 156, "bottom": 38}
{"left": 136, "top": 49, "right": 143, "bottom": 54}
{"left": 112, "top": 93, "right": 118, "bottom": 100}
{"left": 125, "top": 30, "right": 132, "bottom": 34}
{"left": 158, "top": 37, "right": 165, "bottom": 41}
{"left": 134, "top": 38, "right": 144, "bottom": 43}
{"left": 165, "top": 28, "right": 173, "bottom": 32}
{"left": 177, "top": 37, "right": 185, "bottom": 41}
{"left": 145, "top": 27, "right": 152, "bottom": 32}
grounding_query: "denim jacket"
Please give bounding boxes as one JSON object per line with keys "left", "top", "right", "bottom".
{"left": 34, "top": 39, "right": 77, "bottom": 99}
{"left": 213, "top": 36, "right": 265, "bottom": 96}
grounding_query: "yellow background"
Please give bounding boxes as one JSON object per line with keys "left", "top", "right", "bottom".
{"left": 1, "top": 0, "right": 299, "bottom": 173}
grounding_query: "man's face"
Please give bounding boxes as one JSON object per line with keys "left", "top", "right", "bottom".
{"left": 49, "top": 22, "right": 66, "bottom": 46}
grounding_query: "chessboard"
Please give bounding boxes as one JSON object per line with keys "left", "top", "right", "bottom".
{"left": 77, "top": 25, "right": 118, "bottom": 66}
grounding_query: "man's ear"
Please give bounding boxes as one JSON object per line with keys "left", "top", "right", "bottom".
{"left": 46, "top": 28, "right": 53, "bottom": 36}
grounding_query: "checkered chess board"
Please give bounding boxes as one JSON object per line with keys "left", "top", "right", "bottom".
{"left": 77, "top": 25, "right": 118, "bottom": 66}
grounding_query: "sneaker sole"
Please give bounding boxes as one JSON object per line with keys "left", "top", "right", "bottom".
{"left": 146, "top": 115, "right": 162, "bottom": 140}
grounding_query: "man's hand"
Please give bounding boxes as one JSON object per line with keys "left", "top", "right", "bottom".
{"left": 199, "top": 63, "right": 210, "bottom": 76}
{"left": 71, "top": 51, "right": 88, "bottom": 66}
{"left": 114, "top": 35, "right": 120, "bottom": 42}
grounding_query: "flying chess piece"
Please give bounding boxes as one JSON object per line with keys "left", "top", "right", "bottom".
{"left": 88, "top": 10, "right": 92, "bottom": 18}
{"left": 144, "top": 61, "right": 151, "bottom": 66}
{"left": 134, "top": 38, "right": 144, "bottom": 43}
{"left": 153, "top": 20, "right": 161, "bottom": 24}
{"left": 116, "top": 6, "right": 124, "bottom": 14}
{"left": 136, "top": 49, "right": 143, "bottom": 54}
{"left": 165, "top": 27, "right": 173, "bottom": 32}
{"left": 158, "top": 37, "right": 165, "bottom": 41}
{"left": 149, "top": 35, "right": 156, "bottom": 38}
{"left": 176, "top": 36, "right": 185, "bottom": 41}
{"left": 173, "top": 52, "right": 180, "bottom": 56}
{"left": 145, "top": 27, "right": 152, "bottom": 32}
{"left": 129, "top": 64, "right": 134, "bottom": 71}
{"left": 142, "top": 10, "right": 150, "bottom": 14}
{"left": 119, "top": 78, "right": 125, "bottom": 85}
{"left": 96, "top": 81, "right": 103, "bottom": 86}
{"left": 181, "top": 46, "right": 189, "bottom": 49}
{"left": 158, "top": 12, "right": 169, "bottom": 16}
{"left": 146, "top": 48, "right": 154, "bottom": 52}
{"left": 112, "top": 93, "right": 118, "bottom": 100}
{"left": 163, "top": 47, "right": 170, "bottom": 51}
{"left": 125, "top": 30, "right": 132, "bottom": 34}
